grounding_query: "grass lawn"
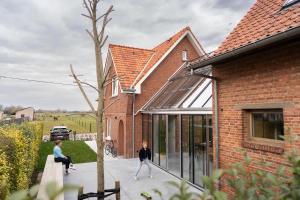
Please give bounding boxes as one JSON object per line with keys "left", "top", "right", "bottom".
{"left": 37, "top": 140, "right": 97, "bottom": 171}
{"left": 35, "top": 113, "right": 97, "bottom": 135}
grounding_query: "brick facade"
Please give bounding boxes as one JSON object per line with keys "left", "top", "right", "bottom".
{"left": 213, "top": 41, "right": 300, "bottom": 193}
{"left": 104, "top": 36, "right": 200, "bottom": 158}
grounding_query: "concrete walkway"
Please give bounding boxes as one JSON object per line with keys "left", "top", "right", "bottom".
{"left": 63, "top": 141, "right": 202, "bottom": 200}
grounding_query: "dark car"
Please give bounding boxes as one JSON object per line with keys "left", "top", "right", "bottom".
{"left": 50, "top": 126, "right": 71, "bottom": 141}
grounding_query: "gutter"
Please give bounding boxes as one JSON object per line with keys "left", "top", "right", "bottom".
{"left": 213, "top": 79, "right": 219, "bottom": 182}
{"left": 123, "top": 88, "right": 136, "bottom": 158}
{"left": 190, "top": 26, "right": 300, "bottom": 69}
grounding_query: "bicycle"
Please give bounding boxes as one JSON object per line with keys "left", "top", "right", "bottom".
{"left": 105, "top": 139, "right": 117, "bottom": 158}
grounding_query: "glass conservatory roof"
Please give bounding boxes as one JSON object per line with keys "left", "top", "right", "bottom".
{"left": 142, "top": 65, "right": 212, "bottom": 112}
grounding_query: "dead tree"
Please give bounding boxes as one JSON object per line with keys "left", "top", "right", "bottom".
{"left": 70, "top": 0, "right": 114, "bottom": 197}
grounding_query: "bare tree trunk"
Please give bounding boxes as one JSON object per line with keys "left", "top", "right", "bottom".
{"left": 71, "top": 1, "right": 114, "bottom": 197}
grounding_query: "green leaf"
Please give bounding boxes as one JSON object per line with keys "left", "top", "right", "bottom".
{"left": 214, "top": 191, "right": 228, "bottom": 200}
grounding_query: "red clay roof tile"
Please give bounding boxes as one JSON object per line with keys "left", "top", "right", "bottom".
{"left": 108, "top": 27, "right": 191, "bottom": 89}
{"left": 215, "top": 0, "right": 300, "bottom": 56}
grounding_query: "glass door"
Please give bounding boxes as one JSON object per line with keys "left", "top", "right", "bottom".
{"left": 153, "top": 115, "right": 159, "bottom": 165}
{"left": 167, "top": 115, "right": 181, "bottom": 177}
{"left": 159, "top": 115, "right": 167, "bottom": 168}
{"left": 193, "top": 115, "right": 207, "bottom": 187}
{"left": 181, "top": 115, "right": 192, "bottom": 182}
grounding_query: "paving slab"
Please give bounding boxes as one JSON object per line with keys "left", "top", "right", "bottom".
{"left": 64, "top": 140, "right": 202, "bottom": 199}
{"left": 64, "top": 158, "right": 202, "bottom": 200}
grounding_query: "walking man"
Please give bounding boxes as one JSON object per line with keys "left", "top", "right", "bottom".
{"left": 134, "top": 141, "right": 152, "bottom": 180}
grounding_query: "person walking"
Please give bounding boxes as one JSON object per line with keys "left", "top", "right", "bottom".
{"left": 53, "top": 140, "right": 75, "bottom": 174}
{"left": 134, "top": 141, "right": 152, "bottom": 180}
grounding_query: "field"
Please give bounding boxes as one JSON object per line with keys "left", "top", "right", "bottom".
{"left": 35, "top": 113, "right": 97, "bottom": 135}
{"left": 37, "top": 140, "right": 97, "bottom": 171}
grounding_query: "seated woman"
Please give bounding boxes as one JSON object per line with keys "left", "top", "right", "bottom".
{"left": 53, "top": 140, "right": 75, "bottom": 174}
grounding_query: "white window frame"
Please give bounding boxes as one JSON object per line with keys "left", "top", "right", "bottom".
{"left": 106, "top": 118, "right": 111, "bottom": 136}
{"left": 182, "top": 50, "right": 188, "bottom": 62}
{"left": 112, "top": 77, "right": 119, "bottom": 97}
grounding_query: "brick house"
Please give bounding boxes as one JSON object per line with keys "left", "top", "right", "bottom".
{"left": 190, "top": 0, "right": 300, "bottom": 193}
{"left": 103, "top": 27, "right": 206, "bottom": 158}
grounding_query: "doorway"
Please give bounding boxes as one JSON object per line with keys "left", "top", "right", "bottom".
{"left": 118, "top": 120, "right": 124, "bottom": 156}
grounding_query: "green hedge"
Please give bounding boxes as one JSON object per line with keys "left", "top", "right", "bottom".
{"left": 0, "top": 122, "right": 43, "bottom": 198}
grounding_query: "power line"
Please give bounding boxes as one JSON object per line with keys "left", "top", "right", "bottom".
{"left": 0, "top": 75, "right": 77, "bottom": 86}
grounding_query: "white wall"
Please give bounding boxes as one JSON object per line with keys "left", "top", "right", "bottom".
{"left": 15, "top": 107, "right": 34, "bottom": 120}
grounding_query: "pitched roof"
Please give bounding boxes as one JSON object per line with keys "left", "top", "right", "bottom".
{"left": 109, "top": 44, "right": 154, "bottom": 89}
{"left": 108, "top": 27, "right": 194, "bottom": 90}
{"left": 189, "top": 0, "right": 300, "bottom": 68}
{"left": 216, "top": 0, "right": 300, "bottom": 56}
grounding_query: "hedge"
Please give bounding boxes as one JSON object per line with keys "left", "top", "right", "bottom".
{"left": 0, "top": 122, "right": 43, "bottom": 198}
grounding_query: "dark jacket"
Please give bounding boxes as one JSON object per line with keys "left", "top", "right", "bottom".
{"left": 139, "top": 147, "right": 151, "bottom": 161}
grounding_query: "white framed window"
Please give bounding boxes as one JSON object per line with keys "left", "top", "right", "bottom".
{"left": 106, "top": 118, "right": 111, "bottom": 137}
{"left": 112, "top": 77, "right": 119, "bottom": 97}
{"left": 182, "top": 50, "right": 188, "bottom": 62}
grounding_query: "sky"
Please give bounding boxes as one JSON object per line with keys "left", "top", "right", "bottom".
{"left": 0, "top": 0, "right": 255, "bottom": 111}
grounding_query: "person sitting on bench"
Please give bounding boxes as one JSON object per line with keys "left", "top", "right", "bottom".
{"left": 53, "top": 140, "right": 75, "bottom": 174}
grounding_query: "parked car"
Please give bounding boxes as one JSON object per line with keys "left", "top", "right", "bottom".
{"left": 50, "top": 126, "right": 71, "bottom": 141}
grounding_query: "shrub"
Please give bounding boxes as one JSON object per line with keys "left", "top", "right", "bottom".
{"left": 0, "top": 122, "right": 43, "bottom": 197}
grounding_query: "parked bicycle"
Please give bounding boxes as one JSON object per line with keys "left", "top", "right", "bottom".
{"left": 105, "top": 136, "right": 117, "bottom": 158}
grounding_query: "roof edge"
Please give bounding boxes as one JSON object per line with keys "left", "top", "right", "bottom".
{"left": 190, "top": 26, "right": 300, "bottom": 69}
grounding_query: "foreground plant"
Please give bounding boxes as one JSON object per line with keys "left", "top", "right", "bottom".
{"left": 7, "top": 182, "right": 79, "bottom": 200}
{"left": 151, "top": 142, "right": 300, "bottom": 200}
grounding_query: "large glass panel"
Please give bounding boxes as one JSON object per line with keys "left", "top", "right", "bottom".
{"left": 207, "top": 115, "right": 213, "bottom": 176}
{"left": 160, "top": 115, "right": 167, "bottom": 168}
{"left": 167, "top": 115, "right": 180, "bottom": 177}
{"left": 182, "top": 115, "right": 192, "bottom": 181}
{"left": 194, "top": 115, "right": 206, "bottom": 187}
{"left": 153, "top": 115, "right": 159, "bottom": 165}
{"left": 142, "top": 114, "right": 152, "bottom": 148}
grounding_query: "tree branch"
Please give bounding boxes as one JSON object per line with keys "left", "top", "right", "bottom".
{"left": 81, "top": 13, "right": 92, "bottom": 19}
{"left": 80, "top": 81, "right": 100, "bottom": 93}
{"left": 102, "top": 98, "right": 119, "bottom": 114}
{"left": 70, "top": 64, "right": 97, "bottom": 114}
{"left": 82, "top": 0, "right": 92, "bottom": 17}
{"left": 98, "top": 5, "right": 113, "bottom": 44}
{"left": 86, "top": 29, "right": 94, "bottom": 40}
{"left": 100, "top": 35, "right": 108, "bottom": 48}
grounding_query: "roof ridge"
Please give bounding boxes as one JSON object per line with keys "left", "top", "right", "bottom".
{"left": 109, "top": 44, "right": 154, "bottom": 52}
{"left": 152, "top": 26, "right": 191, "bottom": 50}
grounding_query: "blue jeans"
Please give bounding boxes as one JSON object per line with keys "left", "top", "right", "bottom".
{"left": 135, "top": 159, "right": 152, "bottom": 177}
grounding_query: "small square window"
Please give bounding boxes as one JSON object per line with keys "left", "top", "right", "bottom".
{"left": 112, "top": 77, "right": 119, "bottom": 97}
{"left": 182, "top": 50, "right": 188, "bottom": 61}
{"left": 251, "top": 109, "right": 284, "bottom": 140}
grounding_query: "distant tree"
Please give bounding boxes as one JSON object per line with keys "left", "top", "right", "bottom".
{"left": 3, "top": 106, "right": 23, "bottom": 115}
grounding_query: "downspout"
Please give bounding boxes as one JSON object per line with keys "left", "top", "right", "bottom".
{"left": 132, "top": 91, "right": 136, "bottom": 158}
{"left": 213, "top": 79, "right": 220, "bottom": 185}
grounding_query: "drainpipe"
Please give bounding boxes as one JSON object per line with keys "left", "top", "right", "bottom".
{"left": 132, "top": 91, "right": 136, "bottom": 158}
{"left": 213, "top": 79, "right": 220, "bottom": 185}
{"left": 123, "top": 88, "right": 136, "bottom": 158}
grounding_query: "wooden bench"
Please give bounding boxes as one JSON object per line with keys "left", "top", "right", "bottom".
{"left": 37, "top": 155, "right": 64, "bottom": 200}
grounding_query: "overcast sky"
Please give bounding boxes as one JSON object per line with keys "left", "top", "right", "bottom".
{"left": 0, "top": 0, "right": 255, "bottom": 111}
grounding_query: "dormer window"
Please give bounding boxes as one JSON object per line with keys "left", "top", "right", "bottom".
{"left": 112, "top": 77, "right": 119, "bottom": 97}
{"left": 282, "top": 0, "right": 300, "bottom": 8}
{"left": 182, "top": 50, "right": 188, "bottom": 62}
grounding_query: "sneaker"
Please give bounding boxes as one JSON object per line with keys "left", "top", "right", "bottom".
{"left": 69, "top": 165, "right": 76, "bottom": 170}
{"left": 149, "top": 175, "right": 153, "bottom": 179}
{"left": 134, "top": 176, "right": 138, "bottom": 181}
{"left": 65, "top": 170, "right": 69, "bottom": 175}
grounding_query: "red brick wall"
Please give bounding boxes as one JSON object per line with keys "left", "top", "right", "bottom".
{"left": 213, "top": 41, "right": 300, "bottom": 193}
{"left": 133, "top": 36, "right": 200, "bottom": 155}
{"left": 104, "top": 36, "right": 201, "bottom": 158}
